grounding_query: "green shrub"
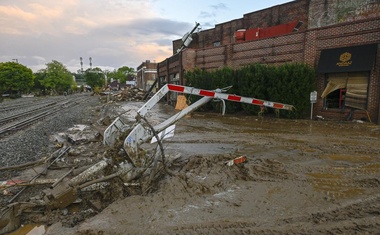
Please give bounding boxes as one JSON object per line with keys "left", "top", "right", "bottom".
{"left": 184, "top": 63, "right": 316, "bottom": 119}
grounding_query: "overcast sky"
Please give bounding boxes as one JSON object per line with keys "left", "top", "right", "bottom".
{"left": 0, "top": 0, "right": 292, "bottom": 73}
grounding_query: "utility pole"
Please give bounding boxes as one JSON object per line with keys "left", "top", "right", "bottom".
{"left": 176, "top": 22, "right": 201, "bottom": 53}
{"left": 80, "top": 57, "right": 84, "bottom": 73}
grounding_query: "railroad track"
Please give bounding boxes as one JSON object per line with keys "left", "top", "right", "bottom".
{"left": 0, "top": 101, "right": 58, "bottom": 125}
{"left": 0, "top": 95, "right": 91, "bottom": 137}
{"left": 0, "top": 96, "right": 63, "bottom": 113}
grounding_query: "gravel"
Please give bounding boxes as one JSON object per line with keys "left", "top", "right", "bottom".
{"left": 0, "top": 93, "right": 102, "bottom": 173}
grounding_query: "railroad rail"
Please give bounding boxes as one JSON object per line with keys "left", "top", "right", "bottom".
{"left": 0, "top": 94, "right": 91, "bottom": 137}
{"left": 0, "top": 101, "right": 58, "bottom": 125}
{"left": 0, "top": 96, "right": 63, "bottom": 113}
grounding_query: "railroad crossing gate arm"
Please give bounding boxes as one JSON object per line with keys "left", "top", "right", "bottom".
{"left": 103, "top": 117, "right": 129, "bottom": 146}
{"left": 123, "top": 84, "right": 212, "bottom": 162}
{"left": 165, "top": 84, "right": 294, "bottom": 111}
{"left": 123, "top": 84, "right": 294, "bottom": 165}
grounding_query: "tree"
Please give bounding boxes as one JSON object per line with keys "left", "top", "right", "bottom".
{"left": 108, "top": 66, "right": 135, "bottom": 83}
{"left": 33, "top": 71, "right": 46, "bottom": 95}
{"left": 83, "top": 67, "right": 105, "bottom": 89}
{"left": 118, "top": 66, "right": 135, "bottom": 83}
{"left": 0, "top": 62, "right": 34, "bottom": 95}
{"left": 38, "top": 60, "right": 75, "bottom": 95}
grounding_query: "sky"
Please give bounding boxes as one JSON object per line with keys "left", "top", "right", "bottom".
{"left": 0, "top": 0, "right": 292, "bottom": 73}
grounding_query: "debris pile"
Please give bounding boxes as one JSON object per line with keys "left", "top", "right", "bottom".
{"left": 0, "top": 116, "right": 115, "bottom": 233}
{"left": 0, "top": 103, "right": 174, "bottom": 234}
{"left": 100, "top": 87, "right": 148, "bottom": 102}
{"left": 118, "top": 87, "right": 147, "bottom": 101}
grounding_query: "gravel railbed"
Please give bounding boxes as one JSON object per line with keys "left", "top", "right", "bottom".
{"left": 0, "top": 93, "right": 101, "bottom": 175}
{"left": 0, "top": 96, "right": 65, "bottom": 118}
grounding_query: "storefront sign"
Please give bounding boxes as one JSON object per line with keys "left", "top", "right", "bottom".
{"left": 317, "top": 44, "right": 377, "bottom": 73}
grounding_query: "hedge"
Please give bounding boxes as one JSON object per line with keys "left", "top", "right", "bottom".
{"left": 184, "top": 63, "right": 316, "bottom": 119}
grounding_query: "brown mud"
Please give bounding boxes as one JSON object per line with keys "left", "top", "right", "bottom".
{"left": 54, "top": 103, "right": 380, "bottom": 234}
{"left": 5, "top": 101, "right": 380, "bottom": 234}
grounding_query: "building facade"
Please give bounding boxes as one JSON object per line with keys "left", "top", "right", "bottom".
{"left": 136, "top": 60, "right": 158, "bottom": 91}
{"left": 157, "top": 0, "right": 380, "bottom": 123}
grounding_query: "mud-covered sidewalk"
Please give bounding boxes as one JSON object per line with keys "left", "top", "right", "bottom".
{"left": 45, "top": 102, "right": 380, "bottom": 235}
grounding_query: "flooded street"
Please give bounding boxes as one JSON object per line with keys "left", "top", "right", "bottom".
{"left": 61, "top": 102, "right": 380, "bottom": 234}
{"left": 4, "top": 98, "right": 378, "bottom": 235}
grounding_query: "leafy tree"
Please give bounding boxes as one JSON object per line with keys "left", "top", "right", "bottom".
{"left": 83, "top": 67, "right": 105, "bottom": 89}
{"left": 73, "top": 72, "right": 86, "bottom": 85}
{"left": 0, "top": 62, "right": 34, "bottom": 95}
{"left": 32, "top": 71, "right": 46, "bottom": 95}
{"left": 38, "top": 60, "right": 75, "bottom": 95}
{"left": 108, "top": 66, "right": 135, "bottom": 83}
{"left": 118, "top": 66, "right": 135, "bottom": 83}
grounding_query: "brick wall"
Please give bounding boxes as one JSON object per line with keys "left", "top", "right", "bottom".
{"left": 167, "top": 17, "right": 380, "bottom": 123}
{"left": 136, "top": 61, "right": 158, "bottom": 90}
{"left": 158, "top": 0, "right": 380, "bottom": 123}
{"left": 313, "top": 17, "right": 380, "bottom": 122}
{"left": 172, "top": 0, "right": 309, "bottom": 53}
{"left": 309, "top": 0, "right": 380, "bottom": 28}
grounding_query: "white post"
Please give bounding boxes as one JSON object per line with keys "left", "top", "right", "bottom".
{"left": 310, "top": 91, "right": 317, "bottom": 120}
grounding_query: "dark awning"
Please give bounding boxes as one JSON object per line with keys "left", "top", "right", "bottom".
{"left": 317, "top": 44, "right": 377, "bottom": 73}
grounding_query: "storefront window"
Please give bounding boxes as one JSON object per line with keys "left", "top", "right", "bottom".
{"left": 322, "top": 72, "right": 369, "bottom": 110}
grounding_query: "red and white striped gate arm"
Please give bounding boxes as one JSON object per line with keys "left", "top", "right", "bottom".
{"left": 167, "top": 84, "right": 294, "bottom": 111}
{"left": 125, "top": 83, "right": 294, "bottom": 162}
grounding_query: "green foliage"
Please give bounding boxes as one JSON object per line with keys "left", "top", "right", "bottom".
{"left": 33, "top": 71, "right": 46, "bottom": 94}
{"left": 185, "top": 63, "right": 316, "bottom": 119}
{"left": 38, "top": 60, "right": 75, "bottom": 95}
{"left": 93, "top": 86, "right": 101, "bottom": 95}
{"left": 268, "top": 63, "right": 316, "bottom": 118}
{"left": 84, "top": 67, "right": 105, "bottom": 89}
{"left": 74, "top": 72, "right": 85, "bottom": 85}
{"left": 0, "top": 62, "right": 34, "bottom": 94}
{"left": 108, "top": 66, "right": 135, "bottom": 83}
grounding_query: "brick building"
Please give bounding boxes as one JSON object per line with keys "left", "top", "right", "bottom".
{"left": 136, "top": 60, "right": 158, "bottom": 91}
{"left": 157, "top": 0, "right": 380, "bottom": 123}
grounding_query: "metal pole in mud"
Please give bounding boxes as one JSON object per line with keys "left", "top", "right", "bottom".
{"left": 310, "top": 103, "right": 313, "bottom": 120}
{"left": 310, "top": 91, "right": 317, "bottom": 120}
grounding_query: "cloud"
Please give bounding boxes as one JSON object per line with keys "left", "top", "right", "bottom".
{"left": 0, "top": 5, "right": 36, "bottom": 34}
{"left": 97, "top": 18, "right": 190, "bottom": 38}
{"left": 0, "top": 0, "right": 199, "bottom": 72}
{"left": 28, "top": 3, "right": 64, "bottom": 19}
{"left": 210, "top": 3, "right": 228, "bottom": 11}
{"left": 196, "top": 3, "right": 231, "bottom": 27}
{"left": 0, "top": 5, "right": 35, "bottom": 20}
{"left": 199, "top": 11, "right": 216, "bottom": 19}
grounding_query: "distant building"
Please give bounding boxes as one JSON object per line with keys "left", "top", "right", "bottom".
{"left": 126, "top": 80, "right": 136, "bottom": 87}
{"left": 108, "top": 74, "right": 135, "bottom": 90}
{"left": 125, "top": 74, "right": 136, "bottom": 88}
{"left": 136, "top": 60, "right": 158, "bottom": 91}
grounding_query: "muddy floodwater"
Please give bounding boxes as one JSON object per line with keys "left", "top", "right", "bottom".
{"left": 52, "top": 100, "right": 379, "bottom": 235}
{"left": 12, "top": 100, "right": 380, "bottom": 235}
